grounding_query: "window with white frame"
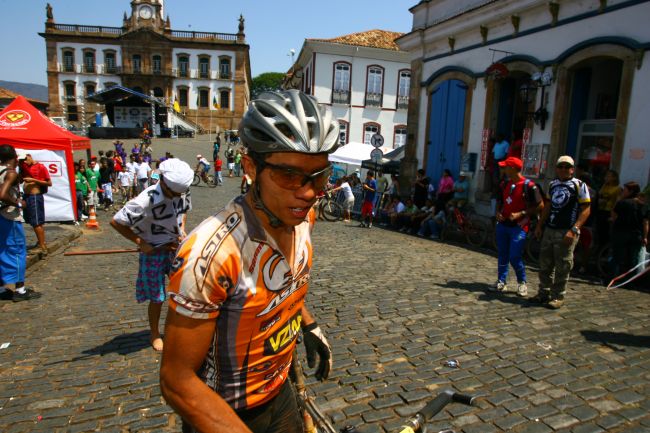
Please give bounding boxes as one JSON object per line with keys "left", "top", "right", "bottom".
{"left": 334, "top": 63, "right": 350, "bottom": 92}
{"left": 363, "top": 123, "right": 380, "bottom": 145}
{"left": 199, "top": 57, "right": 210, "bottom": 78}
{"left": 132, "top": 54, "right": 142, "bottom": 73}
{"left": 220, "top": 89, "right": 230, "bottom": 109}
{"left": 63, "top": 50, "right": 74, "bottom": 72}
{"left": 394, "top": 126, "right": 407, "bottom": 148}
{"left": 398, "top": 71, "right": 411, "bottom": 97}
{"left": 83, "top": 51, "right": 95, "bottom": 73}
{"left": 104, "top": 51, "right": 116, "bottom": 73}
{"left": 152, "top": 55, "right": 162, "bottom": 74}
{"left": 367, "top": 67, "right": 383, "bottom": 94}
{"left": 178, "top": 55, "right": 189, "bottom": 77}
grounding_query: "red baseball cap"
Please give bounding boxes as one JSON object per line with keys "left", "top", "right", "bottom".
{"left": 498, "top": 156, "right": 523, "bottom": 170}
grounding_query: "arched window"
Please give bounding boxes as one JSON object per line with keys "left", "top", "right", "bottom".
{"left": 63, "top": 81, "right": 76, "bottom": 101}
{"left": 132, "top": 54, "right": 142, "bottom": 74}
{"left": 83, "top": 50, "right": 96, "bottom": 74}
{"left": 363, "top": 122, "right": 381, "bottom": 144}
{"left": 178, "top": 55, "right": 189, "bottom": 77}
{"left": 219, "top": 57, "right": 231, "bottom": 79}
{"left": 62, "top": 49, "right": 75, "bottom": 72}
{"left": 365, "top": 65, "right": 384, "bottom": 107}
{"left": 104, "top": 51, "right": 117, "bottom": 74}
{"left": 394, "top": 125, "right": 407, "bottom": 148}
{"left": 198, "top": 87, "right": 210, "bottom": 108}
{"left": 338, "top": 120, "right": 349, "bottom": 145}
{"left": 199, "top": 56, "right": 210, "bottom": 79}
{"left": 152, "top": 55, "right": 162, "bottom": 74}
{"left": 219, "top": 89, "right": 231, "bottom": 109}
{"left": 332, "top": 62, "right": 351, "bottom": 104}
{"left": 397, "top": 70, "right": 411, "bottom": 109}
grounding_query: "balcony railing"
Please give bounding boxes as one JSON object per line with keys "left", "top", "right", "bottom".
{"left": 332, "top": 90, "right": 350, "bottom": 104}
{"left": 170, "top": 30, "right": 238, "bottom": 41}
{"left": 365, "top": 92, "right": 383, "bottom": 107}
{"left": 397, "top": 95, "right": 409, "bottom": 110}
{"left": 62, "top": 63, "right": 76, "bottom": 73}
{"left": 105, "top": 65, "right": 119, "bottom": 74}
{"left": 199, "top": 70, "right": 210, "bottom": 79}
{"left": 219, "top": 71, "right": 231, "bottom": 79}
{"left": 83, "top": 64, "right": 96, "bottom": 74}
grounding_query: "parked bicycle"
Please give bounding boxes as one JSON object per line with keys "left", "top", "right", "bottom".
{"left": 192, "top": 169, "right": 216, "bottom": 188}
{"left": 441, "top": 205, "right": 488, "bottom": 247}
{"left": 316, "top": 189, "right": 344, "bottom": 222}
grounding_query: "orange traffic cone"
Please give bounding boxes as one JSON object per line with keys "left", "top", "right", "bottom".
{"left": 86, "top": 206, "right": 99, "bottom": 229}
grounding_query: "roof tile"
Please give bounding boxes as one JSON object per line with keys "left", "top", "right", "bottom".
{"left": 309, "top": 29, "right": 405, "bottom": 51}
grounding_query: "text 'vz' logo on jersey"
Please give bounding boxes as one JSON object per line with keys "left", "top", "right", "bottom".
{"left": 263, "top": 312, "right": 302, "bottom": 355}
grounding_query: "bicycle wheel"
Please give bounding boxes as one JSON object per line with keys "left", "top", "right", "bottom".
{"left": 191, "top": 174, "right": 200, "bottom": 186}
{"left": 206, "top": 175, "right": 217, "bottom": 188}
{"left": 597, "top": 243, "right": 612, "bottom": 278}
{"left": 321, "top": 200, "right": 342, "bottom": 221}
{"left": 465, "top": 218, "right": 488, "bottom": 247}
{"left": 525, "top": 233, "right": 542, "bottom": 265}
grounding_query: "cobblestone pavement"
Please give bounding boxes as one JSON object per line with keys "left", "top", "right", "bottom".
{"left": 1, "top": 137, "right": 649, "bottom": 432}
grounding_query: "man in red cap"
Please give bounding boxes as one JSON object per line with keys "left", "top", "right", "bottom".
{"left": 489, "top": 157, "right": 543, "bottom": 297}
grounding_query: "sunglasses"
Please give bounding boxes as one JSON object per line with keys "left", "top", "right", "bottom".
{"left": 255, "top": 159, "right": 332, "bottom": 191}
{"left": 556, "top": 164, "right": 573, "bottom": 169}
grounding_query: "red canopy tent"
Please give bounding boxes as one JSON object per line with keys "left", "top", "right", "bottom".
{"left": 0, "top": 96, "right": 90, "bottom": 221}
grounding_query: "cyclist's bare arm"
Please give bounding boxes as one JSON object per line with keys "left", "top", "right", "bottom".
{"left": 160, "top": 310, "right": 253, "bottom": 433}
{"left": 302, "top": 305, "right": 316, "bottom": 327}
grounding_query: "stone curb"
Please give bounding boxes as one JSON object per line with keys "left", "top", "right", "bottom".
{"left": 26, "top": 224, "right": 82, "bottom": 269}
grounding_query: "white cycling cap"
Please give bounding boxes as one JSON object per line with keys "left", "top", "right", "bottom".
{"left": 159, "top": 158, "right": 194, "bottom": 193}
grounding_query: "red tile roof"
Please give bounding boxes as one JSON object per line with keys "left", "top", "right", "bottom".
{"left": 0, "top": 87, "right": 47, "bottom": 105}
{"left": 309, "top": 29, "right": 405, "bottom": 51}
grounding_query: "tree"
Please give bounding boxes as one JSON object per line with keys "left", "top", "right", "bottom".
{"left": 251, "top": 72, "right": 285, "bottom": 98}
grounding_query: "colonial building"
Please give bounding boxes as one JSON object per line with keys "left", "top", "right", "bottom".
{"left": 40, "top": 0, "right": 251, "bottom": 133}
{"left": 285, "top": 30, "right": 410, "bottom": 150}
{"left": 397, "top": 0, "right": 650, "bottom": 212}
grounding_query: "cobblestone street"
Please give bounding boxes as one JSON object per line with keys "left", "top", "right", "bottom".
{"left": 1, "top": 138, "right": 649, "bottom": 432}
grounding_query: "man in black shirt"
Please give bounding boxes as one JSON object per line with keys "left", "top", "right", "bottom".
{"left": 532, "top": 156, "right": 590, "bottom": 309}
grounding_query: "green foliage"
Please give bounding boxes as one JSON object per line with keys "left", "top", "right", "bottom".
{"left": 251, "top": 72, "right": 285, "bottom": 98}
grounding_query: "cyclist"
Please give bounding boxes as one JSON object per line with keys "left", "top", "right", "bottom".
{"left": 490, "top": 157, "right": 543, "bottom": 297}
{"left": 195, "top": 154, "right": 211, "bottom": 183}
{"left": 161, "top": 90, "right": 337, "bottom": 433}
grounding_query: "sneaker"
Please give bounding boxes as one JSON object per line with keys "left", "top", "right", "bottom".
{"left": 81, "top": 214, "right": 89, "bottom": 220}
{"left": 547, "top": 297, "right": 564, "bottom": 309}
{"left": 0, "top": 289, "right": 13, "bottom": 301}
{"left": 529, "top": 291, "right": 551, "bottom": 304}
{"left": 489, "top": 281, "right": 507, "bottom": 292}
{"left": 367, "top": 222, "right": 372, "bottom": 228}
{"left": 516, "top": 282, "right": 528, "bottom": 297}
{"left": 12, "top": 288, "right": 42, "bottom": 302}
{"left": 429, "top": 234, "right": 440, "bottom": 240}
{"left": 40, "top": 247, "right": 49, "bottom": 257}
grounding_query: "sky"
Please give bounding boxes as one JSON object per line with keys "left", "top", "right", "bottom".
{"left": 0, "top": 0, "right": 414, "bottom": 86}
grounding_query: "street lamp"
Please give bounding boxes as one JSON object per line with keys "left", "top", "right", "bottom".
{"left": 288, "top": 48, "right": 296, "bottom": 64}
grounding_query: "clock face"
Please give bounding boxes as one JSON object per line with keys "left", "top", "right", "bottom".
{"left": 139, "top": 6, "right": 153, "bottom": 20}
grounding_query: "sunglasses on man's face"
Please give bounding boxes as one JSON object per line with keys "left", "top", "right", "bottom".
{"left": 255, "top": 159, "right": 332, "bottom": 191}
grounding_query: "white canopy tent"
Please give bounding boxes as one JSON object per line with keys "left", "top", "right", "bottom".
{"left": 329, "top": 141, "right": 392, "bottom": 166}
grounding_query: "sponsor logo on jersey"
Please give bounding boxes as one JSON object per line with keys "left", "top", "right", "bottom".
{"left": 169, "top": 292, "right": 221, "bottom": 314}
{"left": 257, "top": 250, "right": 310, "bottom": 317}
{"left": 194, "top": 212, "right": 240, "bottom": 292}
{"left": 259, "top": 313, "right": 281, "bottom": 332}
{"left": 263, "top": 312, "right": 302, "bottom": 355}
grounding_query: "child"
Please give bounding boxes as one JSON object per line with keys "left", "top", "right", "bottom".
{"left": 214, "top": 153, "right": 223, "bottom": 185}
{"left": 117, "top": 165, "right": 133, "bottom": 201}
{"left": 110, "top": 158, "right": 193, "bottom": 352}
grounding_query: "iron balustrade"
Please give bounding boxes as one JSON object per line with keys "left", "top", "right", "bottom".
{"left": 332, "top": 90, "right": 350, "bottom": 104}
{"left": 365, "top": 92, "right": 383, "bottom": 107}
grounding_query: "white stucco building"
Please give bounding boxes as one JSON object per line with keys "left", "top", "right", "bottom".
{"left": 397, "top": 0, "right": 650, "bottom": 211}
{"left": 285, "top": 30, "right": 410, "bottom": 150}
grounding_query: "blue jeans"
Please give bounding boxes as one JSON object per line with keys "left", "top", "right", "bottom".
{"left": 496, "top": 222, "right": 527, "bottom": 283}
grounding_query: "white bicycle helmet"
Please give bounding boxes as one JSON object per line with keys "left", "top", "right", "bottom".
{"left": 239, "top": 89, "right": 340, "bottom": 154}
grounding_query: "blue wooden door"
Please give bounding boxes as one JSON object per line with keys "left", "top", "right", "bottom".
{"left": 427, "top": 80, "right": 467, "bottom": 182}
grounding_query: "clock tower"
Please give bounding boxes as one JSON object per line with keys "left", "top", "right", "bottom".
{"left": 128, "top": 0, "right": 164, "bottom": 30}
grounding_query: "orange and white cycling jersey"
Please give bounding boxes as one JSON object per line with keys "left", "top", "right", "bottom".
{"left": 167, "top": 195, "right": 315, "bottom": 410}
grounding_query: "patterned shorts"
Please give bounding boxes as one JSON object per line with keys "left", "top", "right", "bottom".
{"left": 136, "top": 250, "right": 174, "bottom": 303}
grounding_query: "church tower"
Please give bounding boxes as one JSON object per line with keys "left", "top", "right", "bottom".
{"left": 127, "top": 0, "right": 164, "bottom": 31}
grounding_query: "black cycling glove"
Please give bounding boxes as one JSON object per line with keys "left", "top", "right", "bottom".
{"left": 302, "top": 322, "right": 332, "bottom": 381}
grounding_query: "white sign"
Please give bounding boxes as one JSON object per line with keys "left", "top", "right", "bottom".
{"left": 113, "top": 106, "right": 151, "bottom": 128}
{"left": 370, "top": 148, "right": 383, "bottom": 163}
{"left": 370, "top": 133, "right": 384, "bottom": 148}
{"left": 17, "top": 149, "right": 74, "bottom": 221}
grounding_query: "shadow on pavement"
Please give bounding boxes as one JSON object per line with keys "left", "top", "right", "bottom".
{"left": 437, "top": 280, "right": 550, "bottom": 308}
{"left": 44, "top": 330, "right": 152, "bottom": 365}
{"left": 580, "top": 330, "right": 650, "bottom": 351}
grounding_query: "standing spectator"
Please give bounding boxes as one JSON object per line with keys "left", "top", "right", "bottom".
{"left": 99, "top": 158, "right": 114, "bottom": 210}
{"left": 117, "top": 165, "right": 133, "bottom": 201}
{"left": 19, "top": 152, "right": 52, "bottom": 255}
{"left": 212, "top": 136, "right": 221, "bottom": 162}
{"left": 125, "top": 154, "right": 137, "bottom": 198}
{"left": 389, "top": 174, "right": 400, "bottom": 198}
{"left": 359, "top": 170, "right": 377, "bottom": 228}
{"left": 490, "top": 157, "right": 543, "bottom": 296}
{"left": 110, "top": 159, "right": 193, "bottom": 351}
{"left": 492, "top": 133, "right": 510, "bottom": 167}
{"left": 134, "top": 154, "right": 151, "bottom": 194}
{"left": 436, "top": 169, "right": 455, "bottom": 210}
{"left": 213, "top": 153, "right": 223, "bottom": 186}
{"left": 0, "top": 145, "right": 41, "bottom": 302}
{"left": 507, "top": 131, "right": 523, "bottom": 159}
{"left": 532, "top": 156, "right": 591, "bottom": 309}
{"left": 74, "top": 163, "right": 89, "bottom": 221}
{"left": 85, "top": 159, "right": 100, "bottom": 216}
{"left": 610, "top": 182, "right": 645, "bottom": 279}
{"left": 413, "top": 169, "right": 431, "bottom": 208}
{"left": 596, "top": 169, "right": 621, "bottom": 246}
{"left": 225, "top": 146, "right": 235, "bottom": 177}
{"left": 234, "top": 149, "right": 242, "bottom": 176}
{"left": 375, "top": 171, "right": 389, "bottom": 209}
